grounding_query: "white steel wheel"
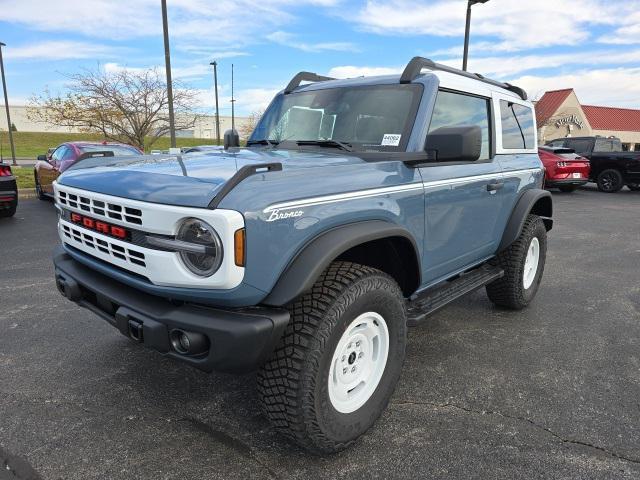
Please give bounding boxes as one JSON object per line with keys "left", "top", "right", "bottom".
{"left": 522, "top": 237, "right": 540, "bottom": 290}
{"left": 328, "top": 311, "right": 390, "bottom": 414}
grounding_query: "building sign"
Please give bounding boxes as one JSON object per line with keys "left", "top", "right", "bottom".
{"left": 555, "top": 114, "right": 584, "bottom": 129}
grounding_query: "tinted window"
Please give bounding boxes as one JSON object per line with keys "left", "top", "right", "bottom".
{"left": 500, "top": 100, "right": 535, "bottom": 149}
{"left": 428, "top": 90, "right": 490, "bottom": 160}
{"left": 594, "top": 137, "right": 621, "bottom": 152}
{"left": 565, "top": 139, "right": 593, "bottom": 155}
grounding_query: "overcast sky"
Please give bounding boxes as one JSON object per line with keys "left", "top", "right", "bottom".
{"left": 1, "top": 0, "right": 639, "bottom": 116}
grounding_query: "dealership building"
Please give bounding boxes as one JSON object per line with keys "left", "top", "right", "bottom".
{"left": 535, "top": 88, "right": 640, "bottom": 151}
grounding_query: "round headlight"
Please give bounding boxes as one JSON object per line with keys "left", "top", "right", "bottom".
{"left": 176, "top": 218, "right": 223, "bottom": 277}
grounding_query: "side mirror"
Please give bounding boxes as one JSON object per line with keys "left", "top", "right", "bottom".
{"left": 37, "top": 154, "right": 47, "bottom": 161}
{"left": 223, "top": 129, "right": 240, "bottom": 150}
{"left": 425, "top": 125, "right": 482, "bottom": 162}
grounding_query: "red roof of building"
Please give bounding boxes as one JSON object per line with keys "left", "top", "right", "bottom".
{"left": 534, "top": 88, "right": 573, "bottom": 126}
{"left": 582, "top": 105, "right": 640, "bottom": 132}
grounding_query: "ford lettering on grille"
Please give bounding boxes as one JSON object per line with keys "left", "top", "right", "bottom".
{"left": 70, "top": 212, "right": 130, "bottom": 240}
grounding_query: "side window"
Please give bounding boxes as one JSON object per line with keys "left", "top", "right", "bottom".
{"left": 428, "top": 90, "right": 490, "bottom": 160}
{"left": 500, "top": 100, "right": 535, "bottom": 149}
{"left": 61, "top": 146, "right": 76, "bottom": 161}
{"left": 51, "top": 146, "right": 67, "bottom": 165}
{"left": 566, "top": 139, "right": 592, "bottom": 155}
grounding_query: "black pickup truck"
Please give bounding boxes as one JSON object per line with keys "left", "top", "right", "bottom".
{"left": 546, "top": 136, "right": 640, "bottom": 192}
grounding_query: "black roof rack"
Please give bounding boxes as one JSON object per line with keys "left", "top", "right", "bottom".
{"left": 400, "top": 56, "right": 527, "bottom": 101}
{"left": 284, "top": 71, "right": 335, "bottom": 94}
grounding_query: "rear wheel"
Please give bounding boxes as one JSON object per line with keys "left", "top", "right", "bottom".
{"left": 597, "top": 169, "right": 624, "bottom": 193}
{"left": 558, "top": 185, "right": 577, "bottom": 193}
{"left": 486, "top": 214, "right": 547, "bottom": 309}
{"left": 0, "top": 200, "right": 17, "bottom": 218}
{"left": 258, "top": 261, "right": 407, "bottom": 453}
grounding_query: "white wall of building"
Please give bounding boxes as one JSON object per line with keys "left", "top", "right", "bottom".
{"left": 0, "top": 105, "right": 252, "bottom": 138}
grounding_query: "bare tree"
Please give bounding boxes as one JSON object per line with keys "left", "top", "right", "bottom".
{"left": 238, "top": 110, "right": 263, "bottom": 139}
{"left": 28, "top": 68, "right": 200, "bottom": 150}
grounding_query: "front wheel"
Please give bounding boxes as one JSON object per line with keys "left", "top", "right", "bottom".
{"left": 486, "top": 214, "right": 547, "bottom": 309}
{"left": 258, "top": 261, "right": 407, "bottom": 454}
{"left": 34, "top": 170, "right": 47, "bottom": 200}
{"left": 597, "top": 169, "right": 624, "bottom": 193}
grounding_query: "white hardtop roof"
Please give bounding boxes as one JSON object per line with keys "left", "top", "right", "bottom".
{"left": 293, "top": 69, "right": 529, "bottom": 105}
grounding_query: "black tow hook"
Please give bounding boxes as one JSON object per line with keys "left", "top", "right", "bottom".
{"left": 128, "top": 319, "right": 144, "bottom": 343}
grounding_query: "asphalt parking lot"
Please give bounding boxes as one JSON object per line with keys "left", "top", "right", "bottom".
{"left": 1, "top": 187, "right": 639, "bottom": 480}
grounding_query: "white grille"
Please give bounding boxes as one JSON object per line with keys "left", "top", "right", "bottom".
{"left": 58, "top": 188, "right": 143, "bottom": 227}
{"left": 61, "top": 223, "right": 147, "bottom": 268}
{"left": 54, "top": 183, "right": 245, "bottom": 289}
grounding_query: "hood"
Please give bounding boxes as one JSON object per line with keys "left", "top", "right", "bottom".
{"left": 57, "top": 148, "right": 363, "bottom": 208}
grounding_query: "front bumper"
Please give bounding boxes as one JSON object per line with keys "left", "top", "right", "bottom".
{"left": 53, "top": 247, "right": 289, "bottom": 373}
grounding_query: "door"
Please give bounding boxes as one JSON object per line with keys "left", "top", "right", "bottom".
{"left": 40, "top": 145, "right": 68, "bottom": 194}
{"left": 419, "top": 90, "right": 504, "bottom": 284}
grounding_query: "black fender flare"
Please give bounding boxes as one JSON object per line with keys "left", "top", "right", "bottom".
{"left": 262, "top": 220, "right": 421, "bottom": 306}
{"left": 499, "top": 188, "right": 553, "bottom": 252}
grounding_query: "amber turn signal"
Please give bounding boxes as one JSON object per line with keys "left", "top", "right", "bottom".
{"left": 234, "top": 228, "right": 246, "bottom": 267}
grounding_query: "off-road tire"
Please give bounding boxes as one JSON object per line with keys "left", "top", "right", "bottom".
{"left": 486, "top": 214, "right": 547, "bottom": 309}
{"left": 558, "top": 185, "right": 577, "bottom": 193}
{"left": 34, "top": 171, "right": 47, "bottom": 200}
{"left": 257, "top": 261, "right": 407, "bottom": 454}
{"left": 0, "top": 200, "right": 17, "bottom": 218}
{"left": 597, "top": 169, "right": 624, "bottom": 193}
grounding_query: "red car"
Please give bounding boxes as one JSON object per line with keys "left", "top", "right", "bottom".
{"left": 34, "top": 141, "right": 142, "bottom": 200}
{"left": 538, "top": 146, "right": 590, "bottom": 193}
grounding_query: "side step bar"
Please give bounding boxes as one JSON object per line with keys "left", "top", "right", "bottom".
{"left": 406, "top": 264, "right": 504, "bottom": 326}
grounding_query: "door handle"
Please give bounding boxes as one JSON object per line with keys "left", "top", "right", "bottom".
{"left": 486, "top": 182, "right": 504, "bottom": 192}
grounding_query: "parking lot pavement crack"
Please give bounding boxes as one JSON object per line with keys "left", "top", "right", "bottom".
{"left": 178, "top": 417, "right": 281, "bottom": 480}
{"left": 392, "top": 400, "right": 640, "bottom": 465}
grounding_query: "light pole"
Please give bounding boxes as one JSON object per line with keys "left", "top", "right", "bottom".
{"left": 161, "top": 0, "right": 176, "bottom": 148}
{"left": 210, "top": 61, "right": 220, "bottom": 144}
{"left": 230, "top": 63, "right": 236, "bottom": 131}
{"left": 0, "top": 42, "right": 16, "bottom": 166}
{"left": 462, "top": 0, "right": 489, "bottom": 71}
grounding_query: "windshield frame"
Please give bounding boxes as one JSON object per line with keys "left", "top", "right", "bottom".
{"left": 249, "top": 83, "right": 424, "bottom": 153}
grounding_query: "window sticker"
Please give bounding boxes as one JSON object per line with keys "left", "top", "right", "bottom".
{"left": 381, "top": 134, "right": 401, "bottom": 146}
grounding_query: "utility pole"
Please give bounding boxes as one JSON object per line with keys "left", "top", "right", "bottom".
{"left": 0, "top": 42, "right": 16, "bottom": 166}
{"left": 462, "top": 0, "right": 489, "bottom": 71}
{"left": 210, "top": 61, "right": 221, "bottom": 145}
{"left": 161, "top": 0, "right": 176, "bottom": 148}
{"left": 230, "top": 63, "right": 236, "bottom": 131}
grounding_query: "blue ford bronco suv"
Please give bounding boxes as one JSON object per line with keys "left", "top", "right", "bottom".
{"left": 52, "top": 57, "right": 552, "bottom": 453}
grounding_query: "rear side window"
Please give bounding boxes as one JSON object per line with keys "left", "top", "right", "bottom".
{"left": 594, "top": 138, "right": 621, "bottom": 152}
{"left": 565, "top": 139, "right": 592, "bottom": 155}
{"left": 500, "top": 100, "right": 535, "bottom": 149}
{"left": 428, "top": 90, "right": 490, "bottom": 160}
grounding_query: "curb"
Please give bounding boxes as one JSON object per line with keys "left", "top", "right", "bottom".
{"left": 18, "top": 188, "right": 37, "bottom": 200}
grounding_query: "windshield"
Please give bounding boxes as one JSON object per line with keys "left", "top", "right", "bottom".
{"left": 250, "top": 84, "right": 423, "bottom": 152}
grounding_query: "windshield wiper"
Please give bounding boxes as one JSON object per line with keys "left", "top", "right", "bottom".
{"left": 246, "top": 139, "right": 278, "bottom": 148}
{"left": 295, "top": 140, "right": 354, "bottom": 152}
